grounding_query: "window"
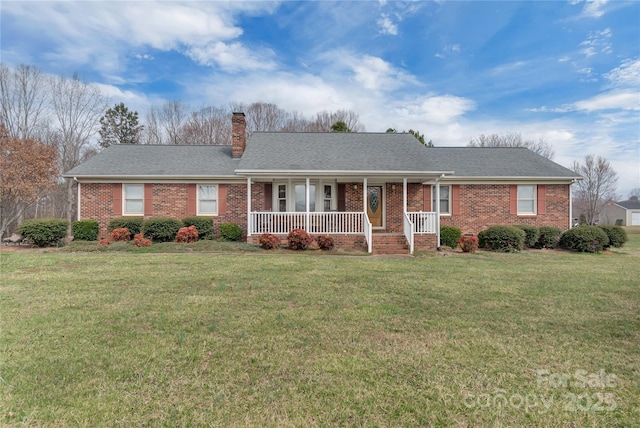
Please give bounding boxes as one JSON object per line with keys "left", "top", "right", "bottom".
{"left": 198, "top": 185, "right": 218, "bottom": 215}
{"left": 517, "top": 185, "right": 536, "bottom": 214}
{"left": 432, "top": 185, "right": 450, "bottom": 214}
{"left": 295, "top": 183, "right": 316, "bottom": 212}
{"left": 277, "top": 184, "right": 287, "bottom": 212}
{"left": 323, "top": 185, "right": 333, "bottom": 211}
{"left": 123, "top": 184, "right": 143, "bottom": 215}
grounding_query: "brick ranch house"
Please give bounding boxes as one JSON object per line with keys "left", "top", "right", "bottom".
{"left": 64, "top": 112, "right": 582, "bottom": 254}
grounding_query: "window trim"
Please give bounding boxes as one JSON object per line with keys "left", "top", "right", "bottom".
{"left": 123, "top": 183, "right": 144, "bottom": 216}
{"left": 197, "top": 184, "right": 219, "bottom": 216}
{"left": 517, "top": 184, "right": 537, "bottom": 215}
{"left": 432, "top": 184, "right": 451, "bottom": 216}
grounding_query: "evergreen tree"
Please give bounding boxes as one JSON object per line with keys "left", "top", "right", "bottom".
{"left": 99, "top": 102, "right": 143, "bottom": 147}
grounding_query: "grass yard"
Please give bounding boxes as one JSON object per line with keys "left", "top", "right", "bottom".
{"left": 1, "top": 230, "right": 639, "bottom": 427}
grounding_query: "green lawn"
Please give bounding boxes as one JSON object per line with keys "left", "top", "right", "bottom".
{"left": 1, "top": 231, "right": 639, "bottom": 427}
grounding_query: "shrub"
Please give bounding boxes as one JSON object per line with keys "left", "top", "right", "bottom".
{"left": 17, "top": 218, "right": 68, "bottom": 247}
{"left": 219, "top": 222, "right": 243, "bottom": 241}
{"left": 98, "top": 238, "right": 111, "bottom": 246}
{"left": 478, "top": 225, "right": 525, "bottom": 252}
{"left": 536, "top": 226, "right": 562, "bottom": 249}
{"left": 176, "top": 225, "right": 199, "bottom": 243}
{"left": 515, "top": 225, "right": 540, "bottom": 248}
{"left": 287, "top": 228, "right": 313, "bottom": 251}
{"left": 316, "top": 235, "right": 335, "bottom": 251}
{"left": 559, "top": 226, "right": 609, "bottom": 253}
{"left": 258, "top": 233, "right": 281, "bottom": 250}
{"left": 142, "top": 218, "right": 182, "bottom": 242}
{"left": 440, "top": 225, "right": 462, "bottom": 248}
{"left": 457, "top": 235, "right": 478, "bottom": 253}
{"left": 598, "top": 225, "right": 627, "bottom": 248}
{"left": 133, "top": 233, "right": 152, "bottom": 247}
{"left": 72, "top": 219, "right": 100, "bottom": 241}
{"left": 107, "top": 218, "right": 143, "bottom": 236}
{"left": 110, "top": 227, "right": 131, "bottom": 242}
{"left": 182, "top": 216, "right": 214, "bottom": 240}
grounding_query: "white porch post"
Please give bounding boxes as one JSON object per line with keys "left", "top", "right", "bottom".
{"left": 363, "top": 178, "right": 368, "bottom": 213}
{"left": 403, "top": 178, "right": 407, "bottom": 214}
{"left": 247, "top": 177, "right": 252, "bottom": 237}
{"left": 305, "top": 177, "right": 310, "bottom": 231}
{"left": 76, "top": 181, "right": 81, "bottom": 221}
{"left": 435, "top": 176, "right": 441, "bottom": 249}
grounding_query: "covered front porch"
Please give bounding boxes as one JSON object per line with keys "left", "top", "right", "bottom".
{"left": 244, "top": 176, "right": 447, "bottom": 254}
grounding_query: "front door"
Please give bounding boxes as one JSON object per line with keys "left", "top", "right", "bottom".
{"left": 367, "top": 186, "right": 383, "bottom": 227}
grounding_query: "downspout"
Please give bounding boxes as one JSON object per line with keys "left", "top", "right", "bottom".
{"left": 569, "top": 179, "right": 576, "bottom": 229}
{"left": 435, "top": 174, "right": 443, "bottom": 250}
{"left": 74, "top": 177, "right": 80, "bottom": 221}
{"left": 246, "top": 177, "right": 252, "bottom": 237}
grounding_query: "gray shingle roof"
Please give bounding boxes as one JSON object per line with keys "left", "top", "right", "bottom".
{"left": 64, "top": 133, "right": 581, "bottom": 180}
{"left": 64, "top": 144, "right": 240, "bottom": 178}
{"left": 617, "top": 200, "right": 640, "bottom": 210}
{"left": 237, "top": 132, "right": 580, "bottom": 178}
{"left": 237, "top": 132, "right": 442, "bottom": 173}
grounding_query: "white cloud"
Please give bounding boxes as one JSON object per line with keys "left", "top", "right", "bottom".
{"left": 391, "top": 95, "right": 476, "bottom": 125}
{"left": 574, "top": 90, "right": 640, "bottom": 112}
{"left": 187, "top": 42, "right": 276, "bottom": 72}
{"left": 605, "top": 58, "right": 640, "bottom": 88}
{"left": 579, "top": 28, "right": 612, "bottom": 58}
{"left": 1, "top": 1, "right": 276, "bottom": 75}
{"left": 581, "top": 0, "right": 609, "bottom": 18}
{"left": 377, "top": 14, "right": 398, "bottom": 36}
{"left": 348, "top": 55, "right": 418, "bottom": 92}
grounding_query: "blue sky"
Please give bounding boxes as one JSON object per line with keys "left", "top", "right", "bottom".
{"left": 2, "top": 0, "right": 639, "bottom": 195}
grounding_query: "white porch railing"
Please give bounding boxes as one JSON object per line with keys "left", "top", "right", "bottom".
{"left": 403, "top": 212, "right": 414, "bottom": 254}
{"left": 406, "top": 212, "right": 437, "bottom": 234}
{"left": 250, "top": 211, "right": 373, "bottom": 252}
{"left": 403, "top": 212, "right": 437, "bottom": 254}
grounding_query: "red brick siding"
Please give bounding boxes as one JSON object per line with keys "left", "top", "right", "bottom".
{"left": 439, "top": 184, "right": 570, "bottom": 234}
{"left": 248, "top": 233, "right": 367, "bottom": 252}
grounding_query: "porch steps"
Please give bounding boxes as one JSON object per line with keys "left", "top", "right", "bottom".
{"left": 371, "top": 233, "right": 409, "bottom": 255}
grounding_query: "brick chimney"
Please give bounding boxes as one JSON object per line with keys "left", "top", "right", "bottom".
{"left": 232, "top": 112, "right": 246, "bottom": 158}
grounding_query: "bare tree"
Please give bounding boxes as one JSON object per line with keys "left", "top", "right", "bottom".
{"left": 0, "top": 63, "right": 49, "bottom": 140}
{"left": 50, "top": 73, "right": 108, "bottom": 232}
{"left": 628, "top": 188, "right": 640, "bottom": 200}
{"left": 181, "top": 105, "right": 231, "bottom": 145}
{"left": 468, "top": 133, "right": 555, "bottom": 159}
{"left": 141, "top": 107, "right": 163, "bottom": 145}
{"left": 160, "top": 100, "right": 190, "bottom": 145}
{"left": 311, "top": 110, "right": 365, "bottom": 132}
{"left": 572, "top": 154, "right": 618, "bottom": 225}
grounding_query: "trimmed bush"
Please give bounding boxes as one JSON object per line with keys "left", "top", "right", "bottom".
{"left": 72, "top": 219, "right": 100, "bottom": 241}
{"left": 316, "top": 235, "right": 335, "bottom": 251}
{"left": 110, "top": 228, "right": 131, "bottom": 242}
{"left": 142, "top": 218, "right": 182, "bottom": 242}
{"left": 17, "top": 218, "right": 68, "bottom": 247}
{"left": 287, "top": 228, "right": 313, "bottom": 251}
{"left": 478, "top": 225, "right": 525, "bottom": 252}
{"left": 176, "top": 226, "right": 199, "bottom": 243}
{"left": 440, "top": 226, "right": 462, "bottom": 248}
{"left": 515, "top": 225, "right": 540, "bottom": 248}
{"left": 258, "top": 233, "right": 281, "bottom": 250}
{"left": 133, "top": 233, "right": 152, "bottom": 247}
{"left": 598, "top": 225, "right": 627, "bottom": 248}
{"left": 108, "top": 218, "right": 143, "bottom": 236}
{"left": 559, "top": 226, "right": 609, "bottom": 253}
{"left": 219, "top": 222, "right": 243, "bottom": 241}
{"left": 182, "top": 216, "right": 214, "bottom": 240}
{"left": 457, "top": 235, "right": 478, "bottom": 253}
{"left": 536, "top": 226, "right": 562, "bottom": 249}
